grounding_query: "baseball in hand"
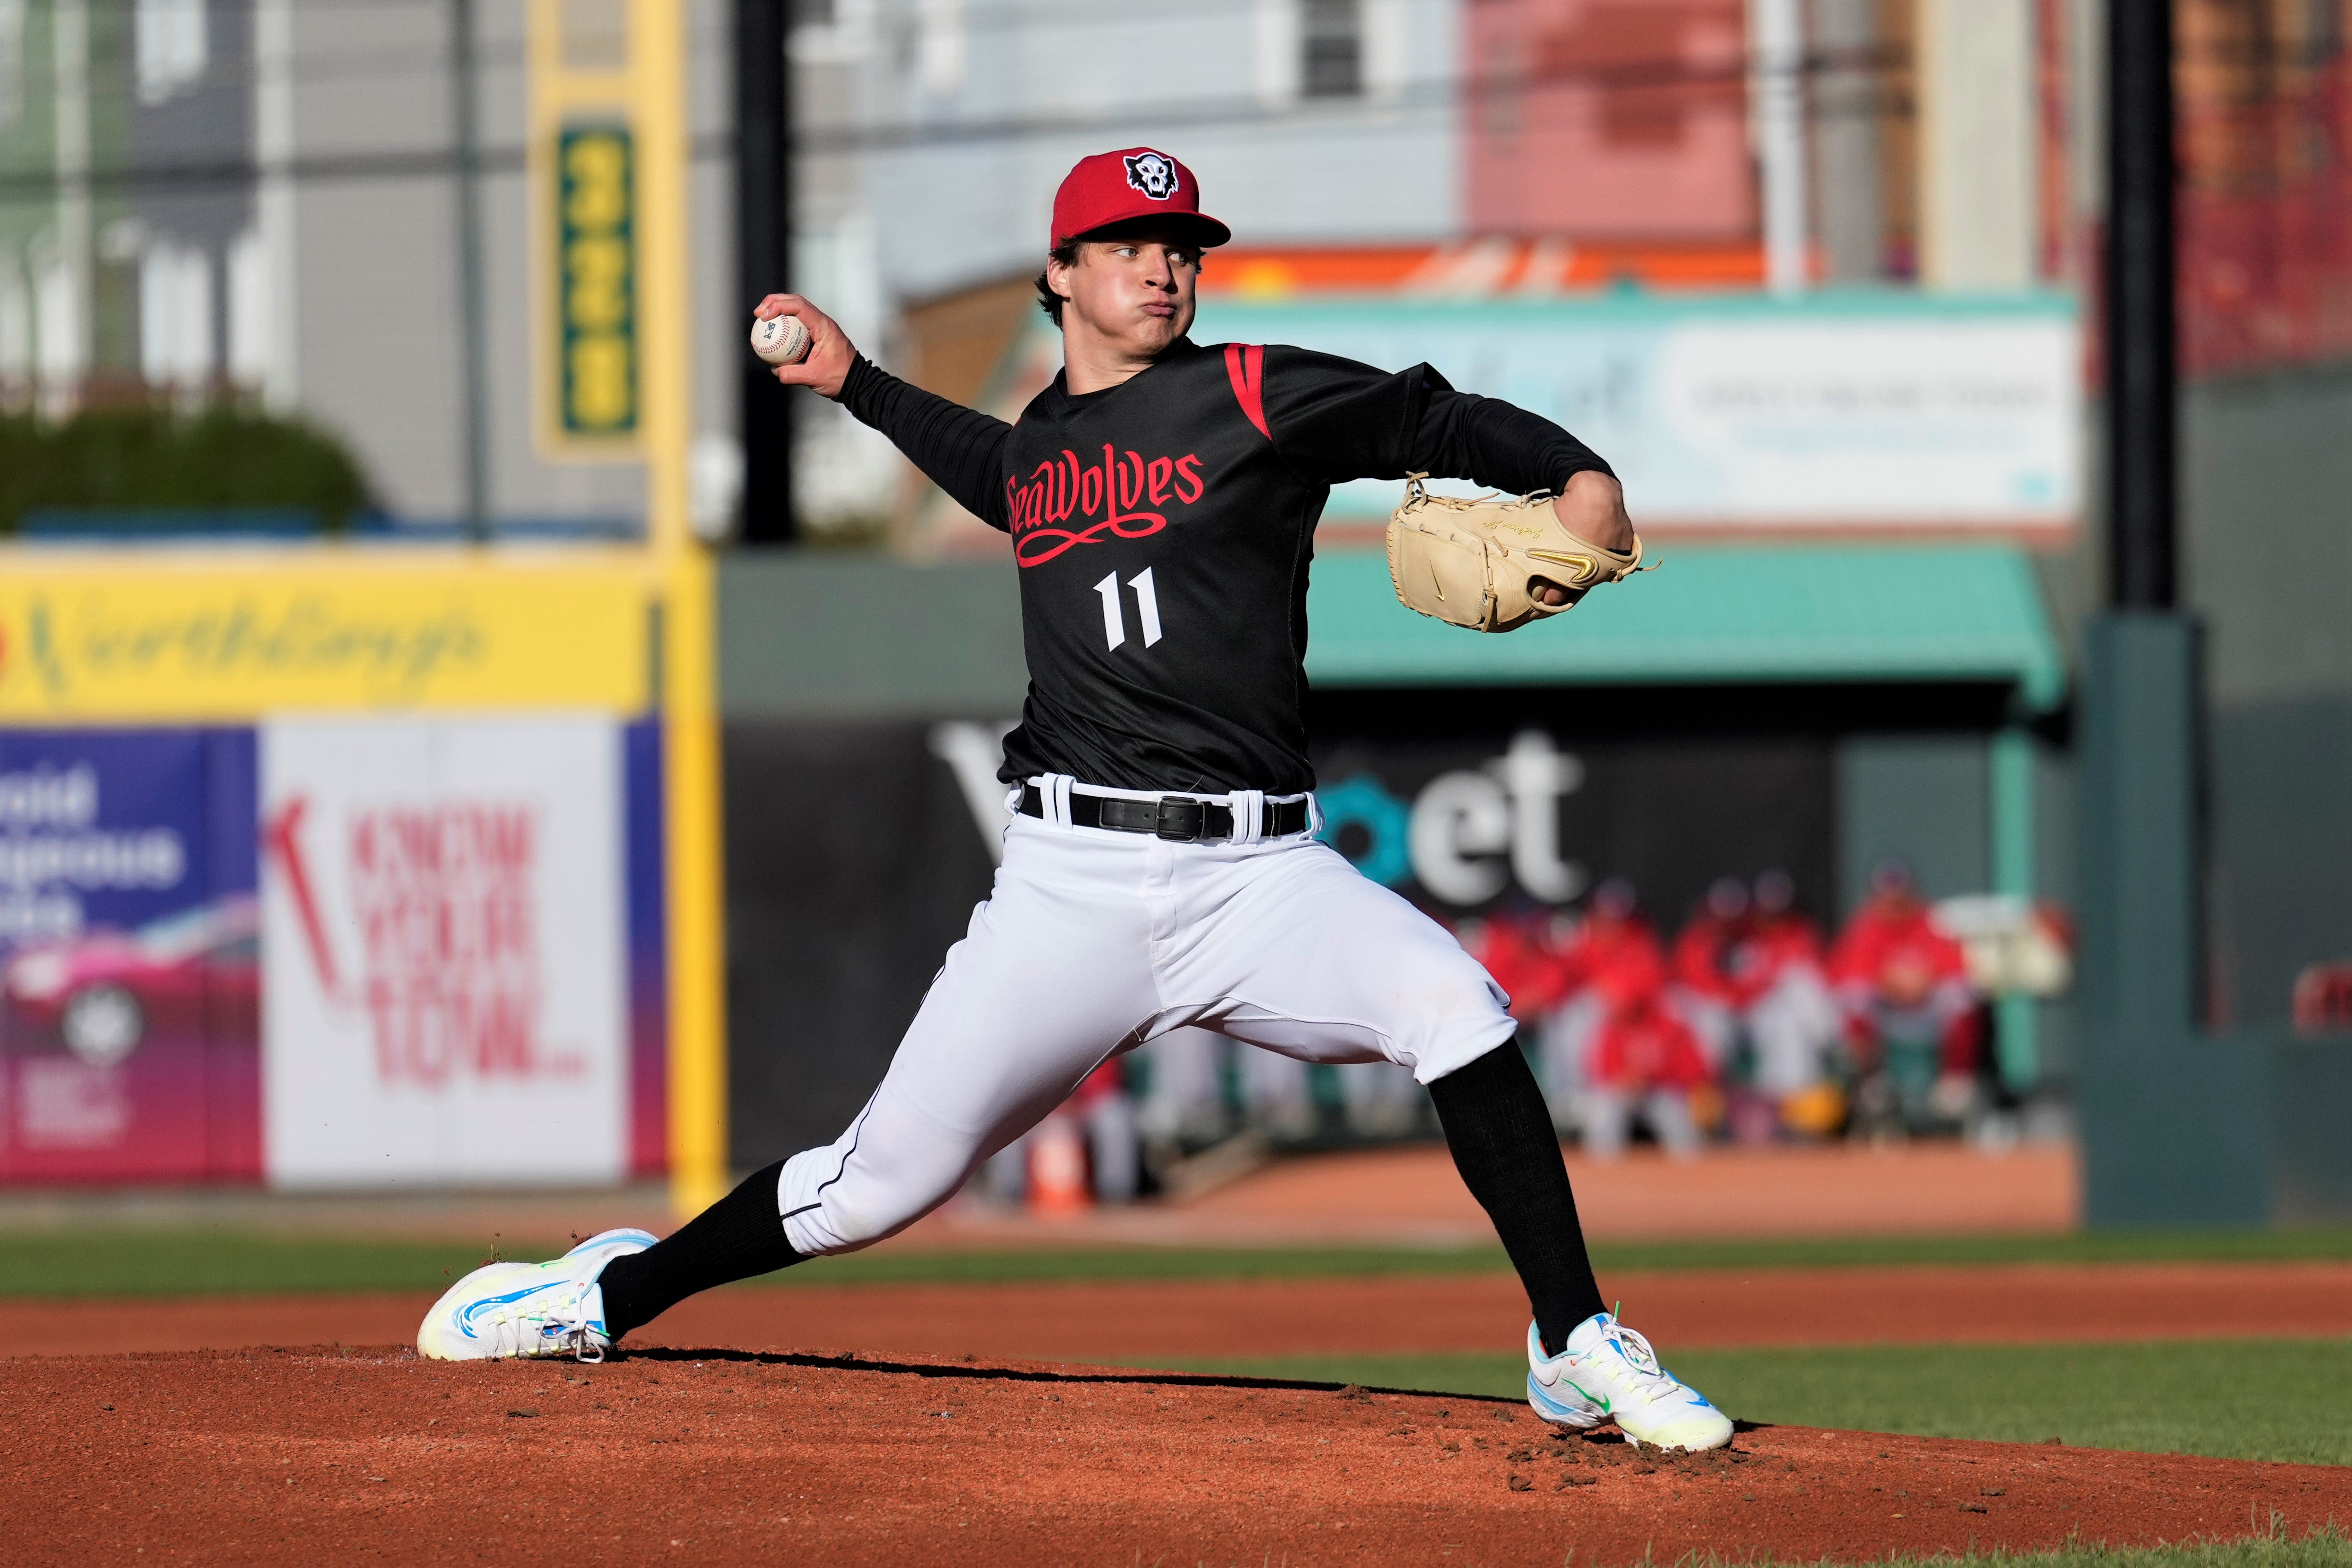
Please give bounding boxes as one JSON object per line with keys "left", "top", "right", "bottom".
{"left": 751, "top": 312, "right": 811, "bottom": 366}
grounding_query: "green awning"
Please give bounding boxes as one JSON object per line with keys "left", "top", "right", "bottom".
{"left": 1304, "top": 542, "right": 2065, "bottom": 710}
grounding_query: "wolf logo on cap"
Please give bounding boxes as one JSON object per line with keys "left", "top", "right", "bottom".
{"left": 1122, "top": 150, "right": 1179, "bottom": 200}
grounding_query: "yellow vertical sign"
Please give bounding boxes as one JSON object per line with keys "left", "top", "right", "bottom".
{"left": 557, "top": 125, "right": 637, "bottom": 437}
{"left": 531, "top": 0, "right": 641, "bottom": 458}
{"left": 528, "top": 0, "right": 729, "bottom": 1217}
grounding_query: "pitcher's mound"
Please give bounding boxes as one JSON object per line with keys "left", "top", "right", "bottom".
{"left": 9, "top": 1345, "right": 2346, "bottom": 1565}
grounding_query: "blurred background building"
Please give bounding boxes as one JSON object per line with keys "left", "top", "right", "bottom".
{"left": 0, "top": 0, "right": 2346, "bottom": 1206}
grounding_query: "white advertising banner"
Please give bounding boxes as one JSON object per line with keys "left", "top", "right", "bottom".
{"left": 1191, "top": 293, "right": 2082, "bottom": 531}
{"left": 260, "top": 715, "right": 627, "bottom": 1186}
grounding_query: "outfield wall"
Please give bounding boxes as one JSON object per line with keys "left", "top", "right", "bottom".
{"left": 714, "top": 548, "right": 2072, "bottom": 1164}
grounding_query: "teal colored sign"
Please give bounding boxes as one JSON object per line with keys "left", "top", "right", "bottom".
{"left": 1192, "top": 291, "right": 2081, "bottom": 532}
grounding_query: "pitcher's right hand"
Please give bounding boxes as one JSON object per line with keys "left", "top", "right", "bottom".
{"left": 752, "top": 294, "right": 854, "bottom": 400}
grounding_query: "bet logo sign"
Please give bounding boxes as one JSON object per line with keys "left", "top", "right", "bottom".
{"left": 928, "top": 723, "right": 1586, "bottom": 909}
{"left": 1317, "top": 731, "right": 1587, "bottom": 907}
{"left": 1123, "top": 151, "right": 1179, "bottom": 200}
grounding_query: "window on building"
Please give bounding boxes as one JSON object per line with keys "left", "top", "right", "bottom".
{"left": 136, "top": 0, "right": 207, "bottom": 104}
{"left": 141, "top": 239, "right": 216, "bottom": 392}
{"left": 1301, "top": 0, "right": 1363, "bottom": 99}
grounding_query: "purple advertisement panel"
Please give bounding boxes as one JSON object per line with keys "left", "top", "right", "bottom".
{"left": 0, "top": 729, "right": 259, "bottom": 1182}
{"left": 623, "top": 718, "right": 666, "bottom": 1177}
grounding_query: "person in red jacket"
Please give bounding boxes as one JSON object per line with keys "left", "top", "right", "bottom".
{"left": 1750, "top": 870, "right": 1827, "bottom": 974}
{"left": 1583, "top": 991, "right": 1712, "bottom": 1159}
{"left": 1668, "top": 877, "right": 1756, "bottom": 1071}
{"left": 1665, "top": 873, "right": 1847, "bottom": 1142}
{"left": 1460, "top": 904, "right": 1581, "bottom": 1129}
{"left": 1547, "top": 882, "right": 1712, "bottom": 1158}
{"left": 1742, "top": 870, "right": 1847, "bottom": 1137}
{"left": 1464, "top": 905, "right": 1580, "bottom": 1025}
{"left": 1562, "top": 881, "right": 1670, "bottom": 1011}
{"left": 1829, "top": 858, "right": 1979, "bottom": 1134}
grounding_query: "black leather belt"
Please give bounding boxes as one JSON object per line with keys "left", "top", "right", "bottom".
{"left": 1018, "top": 783, "right": 1311, "bottom": 842}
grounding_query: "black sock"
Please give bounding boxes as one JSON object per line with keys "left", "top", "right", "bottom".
{"left": 1427, "top": 1041, "right": 1607, "bottom": 1356}
{"left": 594, "top": 1159, "right": 805, "bottom": 1340}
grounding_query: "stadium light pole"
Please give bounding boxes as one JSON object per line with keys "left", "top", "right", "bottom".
{"left": 2105, "top": 0, "right": 2175, "bottom": 608}
{"left": 2074, "top": 0, "right": 2263, "bottom": 1227}
{"left": 737, "top": 0, "right": 795, "bottom": 544}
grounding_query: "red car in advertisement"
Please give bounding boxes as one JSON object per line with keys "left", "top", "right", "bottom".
{"left": 0, "top": 895, "right": 260, "bottom": 1066}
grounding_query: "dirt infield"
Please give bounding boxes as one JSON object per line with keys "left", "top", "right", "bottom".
{"left": 912, "top": 1141, "right": 2079, "bottom": 1248}
{"left": 8, "top": 1345, "right": 2347, "bottom": 1568}
{"left": 8, "top": 1260, "right": 2347, "bottom": 1362}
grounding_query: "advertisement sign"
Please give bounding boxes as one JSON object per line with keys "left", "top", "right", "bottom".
{"left": 1192, "top": 293, "right": 2082, "bottom": 532}
{"left": 0, "top": 728, "right": 259, "bottom": 1182}
{"left": 261, "top": 715, "right": 628, "bottom": 1186}
{"left": 0, "top": 559, "right": 651, "bottom": 722}
{"left": 1306, "top": 728, "right": 1833, "bottom": 926}
{"left": 555, "top": 125, "right": 639, "bottom": 440}
{"left": 927, "top": 716, "right": 1833, "bottom": 925}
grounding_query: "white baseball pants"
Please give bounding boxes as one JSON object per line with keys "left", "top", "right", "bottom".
{"left": 776, "top": 784, "right": 1517, "bottom": 1256}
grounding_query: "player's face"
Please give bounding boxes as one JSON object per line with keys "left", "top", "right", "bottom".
{"left": 1054, "top": 230, "right": 1201, "bottom": 357}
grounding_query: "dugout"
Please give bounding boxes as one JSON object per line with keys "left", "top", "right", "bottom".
{"left": 715, "top": 538, "right": 2074, "bottom": 1168}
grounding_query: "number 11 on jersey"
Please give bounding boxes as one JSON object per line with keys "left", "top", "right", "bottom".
{"left": 1093, "top": 569, "right": 1163, "bottom": 652}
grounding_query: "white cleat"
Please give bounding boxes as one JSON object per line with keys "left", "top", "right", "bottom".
{"left": 416, "top": 1228, "right": 657, "bottom": 1363}
{"left": 1526, "top": 1311, "right": 1735, "bottom": 1451}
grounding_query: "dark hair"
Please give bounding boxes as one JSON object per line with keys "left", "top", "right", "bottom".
{"left": 1032, "top": 236, "right": 1207, "bottom": 326}
{"left": 1034, "top": 241, "right": 1080, "bottom": 326}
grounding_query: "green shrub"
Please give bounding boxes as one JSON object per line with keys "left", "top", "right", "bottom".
{"left": 0, "top": 403, "right": 373, "bottom": 533}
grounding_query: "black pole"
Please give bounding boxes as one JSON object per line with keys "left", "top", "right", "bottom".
{"left": 736, "top": 0, "right": 794, "bottom": 544}
{"left": 2075, "top": 0, "right": 2243, "bottom": 1228}
{"left": 2104, "top": 0, "right": 2176, "bottom": 609}
{"left": 452, "top": 0, "right": 491, "bottom": 541}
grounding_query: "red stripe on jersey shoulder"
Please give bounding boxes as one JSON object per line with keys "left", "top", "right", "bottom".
{"left": 1223, "top": 342, "right": 1271, "bottom": 441}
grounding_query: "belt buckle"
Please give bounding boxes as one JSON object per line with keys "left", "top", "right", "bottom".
{"left": 1153, "top": 798, "right": 1206, "bottom": 841}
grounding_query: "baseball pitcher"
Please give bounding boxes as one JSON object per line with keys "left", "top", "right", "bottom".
{"left": 419, "top": 148, "right": 1730, "bottom": 1452}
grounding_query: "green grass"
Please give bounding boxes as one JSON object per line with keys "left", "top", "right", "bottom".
{"left": 0, "top": 1232, "right": 1517, "bottom": 1299}
{"left": 1, "top": 1226, "right": 2349, "bottom": 1300}
{"left": 1741, "top": 1531, "right": 2352, "bottom": 1567}
{"left": 766, "top": 1227, "right": 2352, "bottom": 1285}
{"left": 1147, "top": 1339, "right": 2352, "bottom": 1468}
{"left": 1579, "top": 1230, "right": 2352, "bottom": 1273}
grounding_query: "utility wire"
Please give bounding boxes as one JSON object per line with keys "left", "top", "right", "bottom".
{"left": 0, "top": 24, "right": 2327, "bottom": 203}
{"left": 28, "top": 0, "right": 2332, "bottom": 100}
{"left": 0, "top": 44, "right": 1918, "bottom": 202}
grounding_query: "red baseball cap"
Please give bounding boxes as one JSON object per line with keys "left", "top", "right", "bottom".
{"left": 1050, "top": 148, "right": 1232, "bottom": 250}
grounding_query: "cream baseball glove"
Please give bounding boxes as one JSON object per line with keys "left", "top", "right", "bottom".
{"left": 1385, "top": 473, "right": 1647, "bottom": 633}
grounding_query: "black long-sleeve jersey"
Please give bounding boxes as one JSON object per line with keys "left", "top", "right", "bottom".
{"left": 837, "top": 336, "right": 1613, "bottom": 795}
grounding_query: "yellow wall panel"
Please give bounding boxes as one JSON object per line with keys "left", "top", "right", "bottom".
{"left": 0, "top": 551, "right": 651, "bottom": 720}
